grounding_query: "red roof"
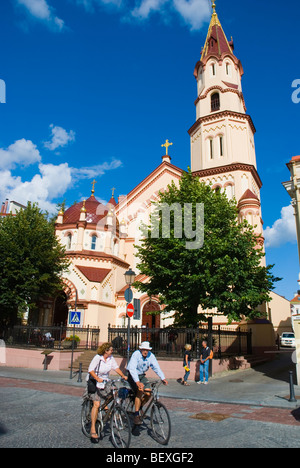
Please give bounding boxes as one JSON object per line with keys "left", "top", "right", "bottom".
{"left": 239, "top": 189, "right": 259, "bottom": 201}
{"left": 63, "top": 196, "right": 107, "bottom": 225}
{"left": 290, "top": 295, "right": 300, "bottom": 303}
{"left": 76, "top": 265, "right": 111, "bottom": 283}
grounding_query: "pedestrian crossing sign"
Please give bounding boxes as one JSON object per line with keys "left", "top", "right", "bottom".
{"left": 69, "top": 311, "right": 82, "bottom": 325}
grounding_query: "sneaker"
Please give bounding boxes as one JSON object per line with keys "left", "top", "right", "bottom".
{"left": 133, "top": 415, "right": 143, "bottom": 425}
{"left": 204, "top": 381, "right": 208, "bottom": 385}
{"left": 197, "top": 381, "right": 203, "bottom": 385}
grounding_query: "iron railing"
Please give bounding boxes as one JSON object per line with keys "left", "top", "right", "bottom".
{"left": 6, "top": 325, "right": 101, "bottom": 350}
{"left": 108, "top": 324, "right": 252, "bottom": 359}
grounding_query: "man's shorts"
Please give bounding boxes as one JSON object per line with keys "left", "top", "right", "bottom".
{"left": 128, "top": 372, "right": 151, "bottom": 394}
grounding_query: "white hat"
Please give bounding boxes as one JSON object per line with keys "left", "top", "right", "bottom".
{"left": 139, "top": 341, "right": 152, "bottom": 350}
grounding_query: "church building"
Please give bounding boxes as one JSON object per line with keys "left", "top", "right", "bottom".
{"left": 42, "top": 2, "right": 289, "bottom": 343}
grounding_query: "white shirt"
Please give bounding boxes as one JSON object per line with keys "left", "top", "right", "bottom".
{"left": 87, "top": 354, "right": 119, "bottom": 389}
{"left": 127, "top": 350, "right": 165, "bottom": 383}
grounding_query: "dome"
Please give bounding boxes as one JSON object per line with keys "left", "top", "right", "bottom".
{"left": 63, "top": 196, "right": 108, "bottom": 225}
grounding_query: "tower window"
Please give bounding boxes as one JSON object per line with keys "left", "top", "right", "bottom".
{"left": 219, "top": 136, "right": 224, "bottom": 156}
{"left": 211, "top": 92, "right": 220, "bottom": 112}
{"left": 66, "top": 234, "right": 72, "bottom": 250}
{"left": 210, "top": 139, "right": 214, "bottom": 159}
{"left": 211, "top": 63, "right": 216, "bottom": 76}
{"left": 91, "top": 235, "right": 97, "bottom": 250}
{"left": 226, "top": 63, "right": 231, "bottom": 76}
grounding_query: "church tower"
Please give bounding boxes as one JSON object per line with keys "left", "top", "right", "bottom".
{"left": 188, "top": 2, "right": 264, "bottom": 241}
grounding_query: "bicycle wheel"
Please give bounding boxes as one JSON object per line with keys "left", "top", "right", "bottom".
{"left": 110, "top": 405, "right": 131, "bottom": 448}
{"left": 81, "top": 399, "right": 93, "bottom": 438}
{"left": 150, "top": 401, "right": 171, "bottom": 445}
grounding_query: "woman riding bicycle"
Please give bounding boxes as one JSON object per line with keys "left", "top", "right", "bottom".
{"left": 86, "top": 342, "right": 127, "bottom": 442}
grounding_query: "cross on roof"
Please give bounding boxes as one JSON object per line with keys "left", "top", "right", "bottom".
{"left": 91, "top": 179, "right": 97, "bottom": 195}
{"left": 161, "top": 139, "right": 173, "bottom": 155}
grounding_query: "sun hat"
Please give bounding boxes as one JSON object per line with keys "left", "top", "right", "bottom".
{"left": 139, "top": 341, "right": 152, "bottom": 350}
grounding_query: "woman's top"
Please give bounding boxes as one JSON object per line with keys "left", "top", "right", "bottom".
{"left": 183, "top": 350, "right": 191, "bottom": 366}
{"left": 87, "top": 354, "right": 119, "bottom": 389}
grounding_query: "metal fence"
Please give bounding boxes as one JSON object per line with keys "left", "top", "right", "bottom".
{"left": 108, "top": 324, "right": 252, "bottom": 359}
{"left": 6, "top": 325, "right": 101, "bottom": 350}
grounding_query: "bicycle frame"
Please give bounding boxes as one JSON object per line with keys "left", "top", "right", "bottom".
{"left": 139, "top": 380, "right": 162, "bottom": 417}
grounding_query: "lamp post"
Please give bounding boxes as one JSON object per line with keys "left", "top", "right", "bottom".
{"left": 124, "top": 267, "right": 136, "bottom": 365}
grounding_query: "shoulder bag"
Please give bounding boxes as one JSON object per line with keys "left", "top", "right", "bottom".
{"left": 87, "top": 359, "right": 101, "bottom": 394}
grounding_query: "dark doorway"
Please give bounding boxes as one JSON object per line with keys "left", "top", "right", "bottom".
{"left": 53, "top": 293, "right": 69, "bottom": 325}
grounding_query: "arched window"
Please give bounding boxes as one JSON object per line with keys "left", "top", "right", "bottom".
{"left": 66, "top": 234, "right": 72, "bottom": 250}
{"left": 91, "top": 235, "right": 97, "bottom": 250}
{"left": 226, "top": 62, "right": 232, "bottom": 76}
{"left": 211, "top": 92, "right": 220, "bottom": 112}
{"left": 209, "top": 138, "right": 214, "bottom": 159}
{"left": 219, "top": 135, "right": 224, "bottom": 156}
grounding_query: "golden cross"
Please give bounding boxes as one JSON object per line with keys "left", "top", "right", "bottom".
{"left": 161, "top": 139, "right": 173, "bottom": 155}
{"left": 111, "top": 187, "right": 116, "bottom": 197}
{"left": 212, "top": 0, "right": 216, "bottom": 13}
{"left": 91, "top": 179, "right": 97, "bottom": 195}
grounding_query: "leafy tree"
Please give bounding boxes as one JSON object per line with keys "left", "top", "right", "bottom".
{"left": 0, "top": 202, "right": 70, "bottom": 329}
{"left": 135, "top": 169, "right": 280, "bottom": 326}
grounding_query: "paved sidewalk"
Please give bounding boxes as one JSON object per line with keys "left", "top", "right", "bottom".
{"left": 0, "top": 351, "right": 299, "bottom": 409}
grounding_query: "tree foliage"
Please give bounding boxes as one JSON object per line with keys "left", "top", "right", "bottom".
{"left": 135, "top": 170, "right": 280, "bottom": 326}
{"left": 0, "top": 202, "right": 70, "bottom": 328}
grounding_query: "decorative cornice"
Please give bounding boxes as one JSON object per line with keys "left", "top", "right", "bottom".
{"left": 66, "top": 250, "right": 129, "bottom": 269}
{"left": 188, "top": 110, "right": 256, "bottom": 136}
{"left": 192, "top": 162, "right": 263, "bottom": 189}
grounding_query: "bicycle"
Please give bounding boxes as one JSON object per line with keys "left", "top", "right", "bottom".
{"left": 120, "top": 380, "right": 171, "bottom": 445}
{"left": 81, "top": 379, "right": 131, "bottom": 448}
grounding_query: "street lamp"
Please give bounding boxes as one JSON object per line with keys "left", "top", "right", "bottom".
{"left": 124, "top": 267, "right": 136, "bottom": 286}
{"left": 124, "top": 267, "right": 136, "bottom": 365}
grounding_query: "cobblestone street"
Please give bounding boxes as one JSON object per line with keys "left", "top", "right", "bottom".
{"left": 1, "top": 377, "right": 300, "bottom": 449}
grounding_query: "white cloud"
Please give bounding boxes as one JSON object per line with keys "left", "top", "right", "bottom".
{"left": 0, "top": 139, "right": 41, "bottom": 170}
{"left": 16, "top": 0, "right": 65, "bottom": 31}
{"left": 15, "top": 0, "right": 212, "bottom": 31}
{"left": 71, "top": 159, "right": 122, "bottom": 180}
{"left": 264, "top": 204, "right": 297, "bottom": 248}
{"left": 0, "top": 134, "right": 122, "bottom": 213}
{"left": 44, "top": 124, "right": 76, "bottom": 151}
{"left": 0, "top": 163, "right": 72, "bottom": 213}
{"left": 172, "top": 0, "right": 211, "bottom": 31}
{"left": 131, "top": 0, "right": 167, "bottom": 20}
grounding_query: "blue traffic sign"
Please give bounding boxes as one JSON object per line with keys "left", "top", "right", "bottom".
{"left": 69, "top": 311, "right": 82, "bottom": 325}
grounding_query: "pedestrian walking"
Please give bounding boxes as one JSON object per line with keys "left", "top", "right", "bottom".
{"left": 197, "top": 340, "right": 213, "bottom": 385}
{"left": 182, "top": 344, "right": 192, "bottom": 386}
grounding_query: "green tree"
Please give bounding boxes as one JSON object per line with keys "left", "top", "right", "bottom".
{"left": 135, "top": 169, "right": 280, "bottom": 326}
{"left": 0, "top": 202, "right": 70, "bottom": 329}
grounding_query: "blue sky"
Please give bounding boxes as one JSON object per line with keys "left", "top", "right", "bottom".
{"left": 0, "top": 0, "right": 299, "bottom": 301}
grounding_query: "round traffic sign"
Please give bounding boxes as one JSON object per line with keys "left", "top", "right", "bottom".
{"left": 126, "top": 303, "right": 134, "bottom": 318}
{"left": 124, "top": 287, "right": 133, "bottom": 303}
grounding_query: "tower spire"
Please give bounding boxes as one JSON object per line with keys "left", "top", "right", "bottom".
{"left": 200, "top": 1, "right": 234, "bottom": 62}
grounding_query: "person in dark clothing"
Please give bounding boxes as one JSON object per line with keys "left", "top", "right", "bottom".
{"left": 197, "top": 340, "right": 212, "bottom": 385}
{"left": 182, "top": 344, "right": 192, "bottom": 386}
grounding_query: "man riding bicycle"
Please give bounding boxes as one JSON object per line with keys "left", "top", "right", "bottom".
{"left": 127, "top": 341, "right": 168, "bottom": 425}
